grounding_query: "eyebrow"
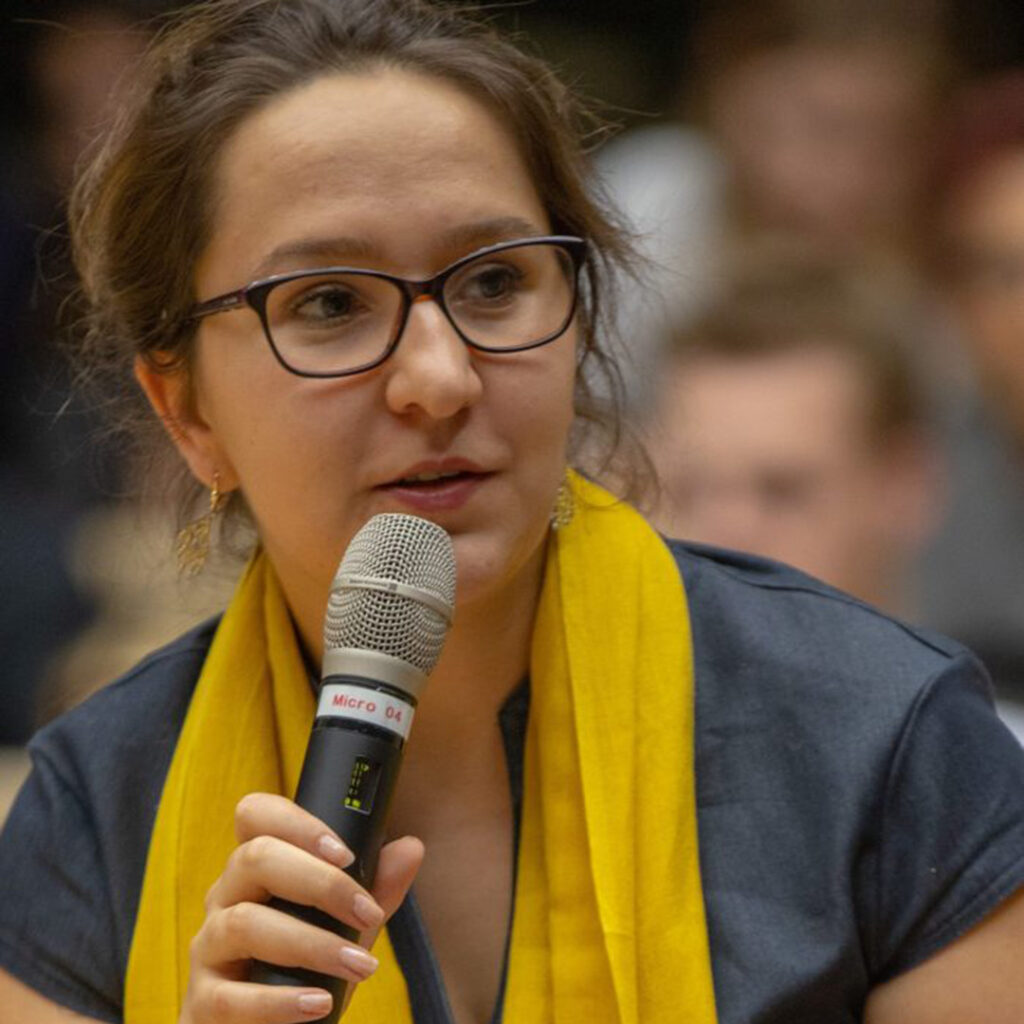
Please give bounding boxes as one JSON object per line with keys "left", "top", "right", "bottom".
{"left": 439, "top": 216, "right": 544, "bottom": 254}
{"left": 252, "top": 236, "right": 376, "bottom": 278}
{"left": 251, "top": 215, "right": 545, "bottom": 279}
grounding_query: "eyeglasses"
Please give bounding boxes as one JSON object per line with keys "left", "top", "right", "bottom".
{"left": 188, "top": 235, "right": 586, "bottom": 378}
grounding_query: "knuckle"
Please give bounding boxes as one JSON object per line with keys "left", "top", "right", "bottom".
{"left": 188, "top": 928, "right": 207, "bottom": 968}
{"left": 234, "top": 792, "right": 264, "bottom": 835}
{"left": 240, "top": 833, "right": 277, "bottom": 870}
{"left": 313, "top": 866, "right": 340, "bottom": 908}
{"left": 209, "top": 978, "right": 237, "bottom": 1020}
{"left": 203, "top": 878, "right": 221, "bottom": 913}
{"left": 222, "top": 900, "right": 258, "bottom": 943}
{"left": 224, "top": 844, "right": 247, "bottom": 877}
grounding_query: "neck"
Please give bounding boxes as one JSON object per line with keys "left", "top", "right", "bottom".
{"left": 414, "top": 536, "right": 547, "bottom": 739}
{"left": 386, "top": 537, "right": 547, "bottom": 841}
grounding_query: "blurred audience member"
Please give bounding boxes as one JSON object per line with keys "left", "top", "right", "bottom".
{"left": 645, "top": 249, "right": 940, "bottom": 618}
{"left": 934, "top": 71, "right": 1024, "bottom": 450}
{"left": 916, "top": 70, "right": 1024, "bottom": 725}
{"left": 0, "top": 190, "right": 94, "bottom": 744}
{"left": 594, "top": 0, "right": 952, "bottom": 410}
{"left": 0, "top": 3, "right": 149, "bottom": 743}
{"left": 29, "top": 3, "right": 150, "bottom": 196}
{"left": 690, "top": 0, "right": 948, "bottom": 258}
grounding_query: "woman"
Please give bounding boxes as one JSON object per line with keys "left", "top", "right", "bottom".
{"left": 1, "top": 2, "right": 1023, "bottom": 1022}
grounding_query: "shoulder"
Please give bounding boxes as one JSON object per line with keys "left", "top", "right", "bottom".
{"left": 668, "top": 538, "right": 978, "bottom": 710}
{"left": 20, "top": 615, "right": 220, "bottom": 862}
{"left": 669, "top": 541, "right": 1024, "bottom": 1015}
{"left": 29, "top": 616, "right": 219, "bottom": 796}
{"left": 668, "top": 538, "right": 999, "bottom": 826}
{"left": 19, "top": 616, "right": 220, "bottom": 884}
{"left": 0, "top": 619, "right": 219, "bottom": 1021}
{"left": 665, "top": 538, "right": 991, "bottom": 821}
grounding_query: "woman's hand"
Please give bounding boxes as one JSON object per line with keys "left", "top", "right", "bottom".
{"left": 180, "top": 792, "right": 423, "bottom": 1024}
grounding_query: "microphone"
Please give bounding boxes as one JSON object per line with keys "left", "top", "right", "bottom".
{"left": 251, "top": 513, "right": 456, "bottom": 1020}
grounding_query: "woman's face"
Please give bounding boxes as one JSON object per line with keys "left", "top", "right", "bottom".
{"left": 155, "top": 70, "right": 578, "bottom": 652}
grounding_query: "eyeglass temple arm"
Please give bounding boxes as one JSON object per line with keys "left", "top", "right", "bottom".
{"left": 189, "top": 289, "right": 248, "bottom": 321}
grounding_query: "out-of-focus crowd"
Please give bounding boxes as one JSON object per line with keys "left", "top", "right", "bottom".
{"left": 3, "top": 0, "right": 1024, "bottom": 782}
{"left": 0, "top": 1, "right": 238, "bottom": 789}
{"left": 598, "top": 0, "right": 1024, "bottom": 740}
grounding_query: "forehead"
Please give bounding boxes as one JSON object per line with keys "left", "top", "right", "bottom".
{"left": 199, "top": 69, "right": 548, "bottom": 284}
{"left": 662, "top": 346, "right": 874, "bottom": 459}
{"left": 717, "top": 43, "right": 928, "bottom": 137}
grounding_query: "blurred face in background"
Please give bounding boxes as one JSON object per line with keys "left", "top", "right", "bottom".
{"left": 709, "top": 41, "right": 932, "bottom": 247}
{"left": 944, "top": 149, "right": 1024, "bottom": 448}
{"left": 647, "top": 345, "right": 937, "bottom": 611}
{"left": 31, "top": 7, "right": 148, "bottom": 192}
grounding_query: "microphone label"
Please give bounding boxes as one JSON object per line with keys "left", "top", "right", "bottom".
{"left": 316, "top": 683, "right": 415, "bottom": 740}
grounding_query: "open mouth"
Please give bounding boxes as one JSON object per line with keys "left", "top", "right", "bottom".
{"left": 393, "top": 469, "right": 472, "bottom": 486}
{"left": 379, "top": 465, "right": 489, "bottom": 511}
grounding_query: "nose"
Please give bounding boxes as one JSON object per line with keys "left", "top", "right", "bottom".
{"left": 383, "top": 296, "right": 483, "bottom": 420}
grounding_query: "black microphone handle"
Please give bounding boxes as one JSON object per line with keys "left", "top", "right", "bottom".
{"left": 250, "top": 677, "right": 411, "bottom": 1024}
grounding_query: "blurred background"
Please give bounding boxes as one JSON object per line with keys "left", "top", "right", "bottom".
{"left": 4, "top": 0, "right": 1024, "bottom": 816}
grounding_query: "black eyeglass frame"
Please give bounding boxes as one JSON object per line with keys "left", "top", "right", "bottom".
{"left": 187, "top": 234, "right": 587, "bottom": 378}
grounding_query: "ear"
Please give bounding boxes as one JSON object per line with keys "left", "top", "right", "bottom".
{"left": 875, "top": 428, "right": 945, "bottom": 554}
{"left": 134, "top": 354, "right": 239, "bottom": 491}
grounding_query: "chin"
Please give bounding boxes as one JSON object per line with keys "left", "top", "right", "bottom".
{"left": 449, "top": 519, "right": 549, "bottom": 613}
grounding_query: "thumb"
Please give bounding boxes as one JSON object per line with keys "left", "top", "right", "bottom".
{"left": 339, "top": 836, "right": 424, "bottom": 1015}
{"left": 366, "top": 835, "right": 425, "bottom": 943}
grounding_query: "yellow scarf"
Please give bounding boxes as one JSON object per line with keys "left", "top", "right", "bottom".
{"left": 125, "top": 474, "right": 717, "bottom": 1023}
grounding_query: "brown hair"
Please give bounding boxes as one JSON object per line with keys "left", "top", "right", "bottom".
{"left": 68, "top": 0, "right": 638, "bottom": 534}
{"left": 665, "top": 246, "right": 928, "bottom": 444}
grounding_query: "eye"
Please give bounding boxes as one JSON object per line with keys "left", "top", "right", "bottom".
{"left": 457, "top": 262, "right": 525, "bottom": 304}
{"left": 291, "top": 282, "right": 366, "bottom": 325}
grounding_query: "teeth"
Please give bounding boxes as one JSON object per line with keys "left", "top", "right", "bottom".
{"left": 401, "top": 470, "right": 462, "bottom": 484}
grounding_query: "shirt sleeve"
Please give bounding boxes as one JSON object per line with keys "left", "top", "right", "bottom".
{"left": 0, "top": 743, "right": 122, "bottom": 1022}
{"left": 870, "top": 651, "right": 1024, "bottom": 980}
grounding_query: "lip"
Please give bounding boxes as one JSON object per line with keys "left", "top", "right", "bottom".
{"left": 376, "top": 457, "right": 493, "bottom": 513}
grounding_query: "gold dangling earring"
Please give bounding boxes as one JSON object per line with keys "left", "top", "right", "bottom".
{"left": 176, "top": 474, "right": 228, "bottom": 576}
{"left": 550, "top": 470, "right": 576, "bottom": 531}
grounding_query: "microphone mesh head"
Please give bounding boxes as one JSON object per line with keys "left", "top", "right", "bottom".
{"left": 324, "top": 514, "right": 456, "bottom": 675}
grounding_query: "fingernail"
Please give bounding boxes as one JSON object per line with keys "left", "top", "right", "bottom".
{"left": 298, "top": 991, "right": 333, "bottom": 1016}
{"left": 317, "top": 834, "right": 354, "bottom": 867}
{"left": 352, "top": 892, "right": 385, "bottom": 928}
{"left": 339, "top": 945, "right": 378, "bottom": 978}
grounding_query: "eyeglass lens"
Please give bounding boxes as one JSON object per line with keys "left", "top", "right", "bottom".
{"left": 262, "top": 242, "right": 576, "bottom": 375}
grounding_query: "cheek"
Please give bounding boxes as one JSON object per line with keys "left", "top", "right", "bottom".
{"left": 197, "top": 371, "right": 286, "bottom": 485}
{"left": 193, "top": 348, "right": 366, "bottom": 521}
{"left": 519, "top": 345, "right": 577, "bottom": 457}
{"left": 485, "top": 347, "right": 576, "bottom": 531}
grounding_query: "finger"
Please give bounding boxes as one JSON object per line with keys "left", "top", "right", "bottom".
{"left": 235, "top": 792, "right": 354, "bottom": 868}
{"left": 207, "top": 835, "right": 386, "bottom": 934}
{"left": 361, "top": 836, "right": 425, "bottom": 948}
{"left": 374, "top": 836, "right": 425, "bottom": 918}
{"left": 331, "top": 836, "right": 423, "bottom": 1018}
{"left": 196, "top": 900, "right": 379, "bottom": 984}
{"left": 190, "top": 977, "right": 336, "bottom": 1024}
